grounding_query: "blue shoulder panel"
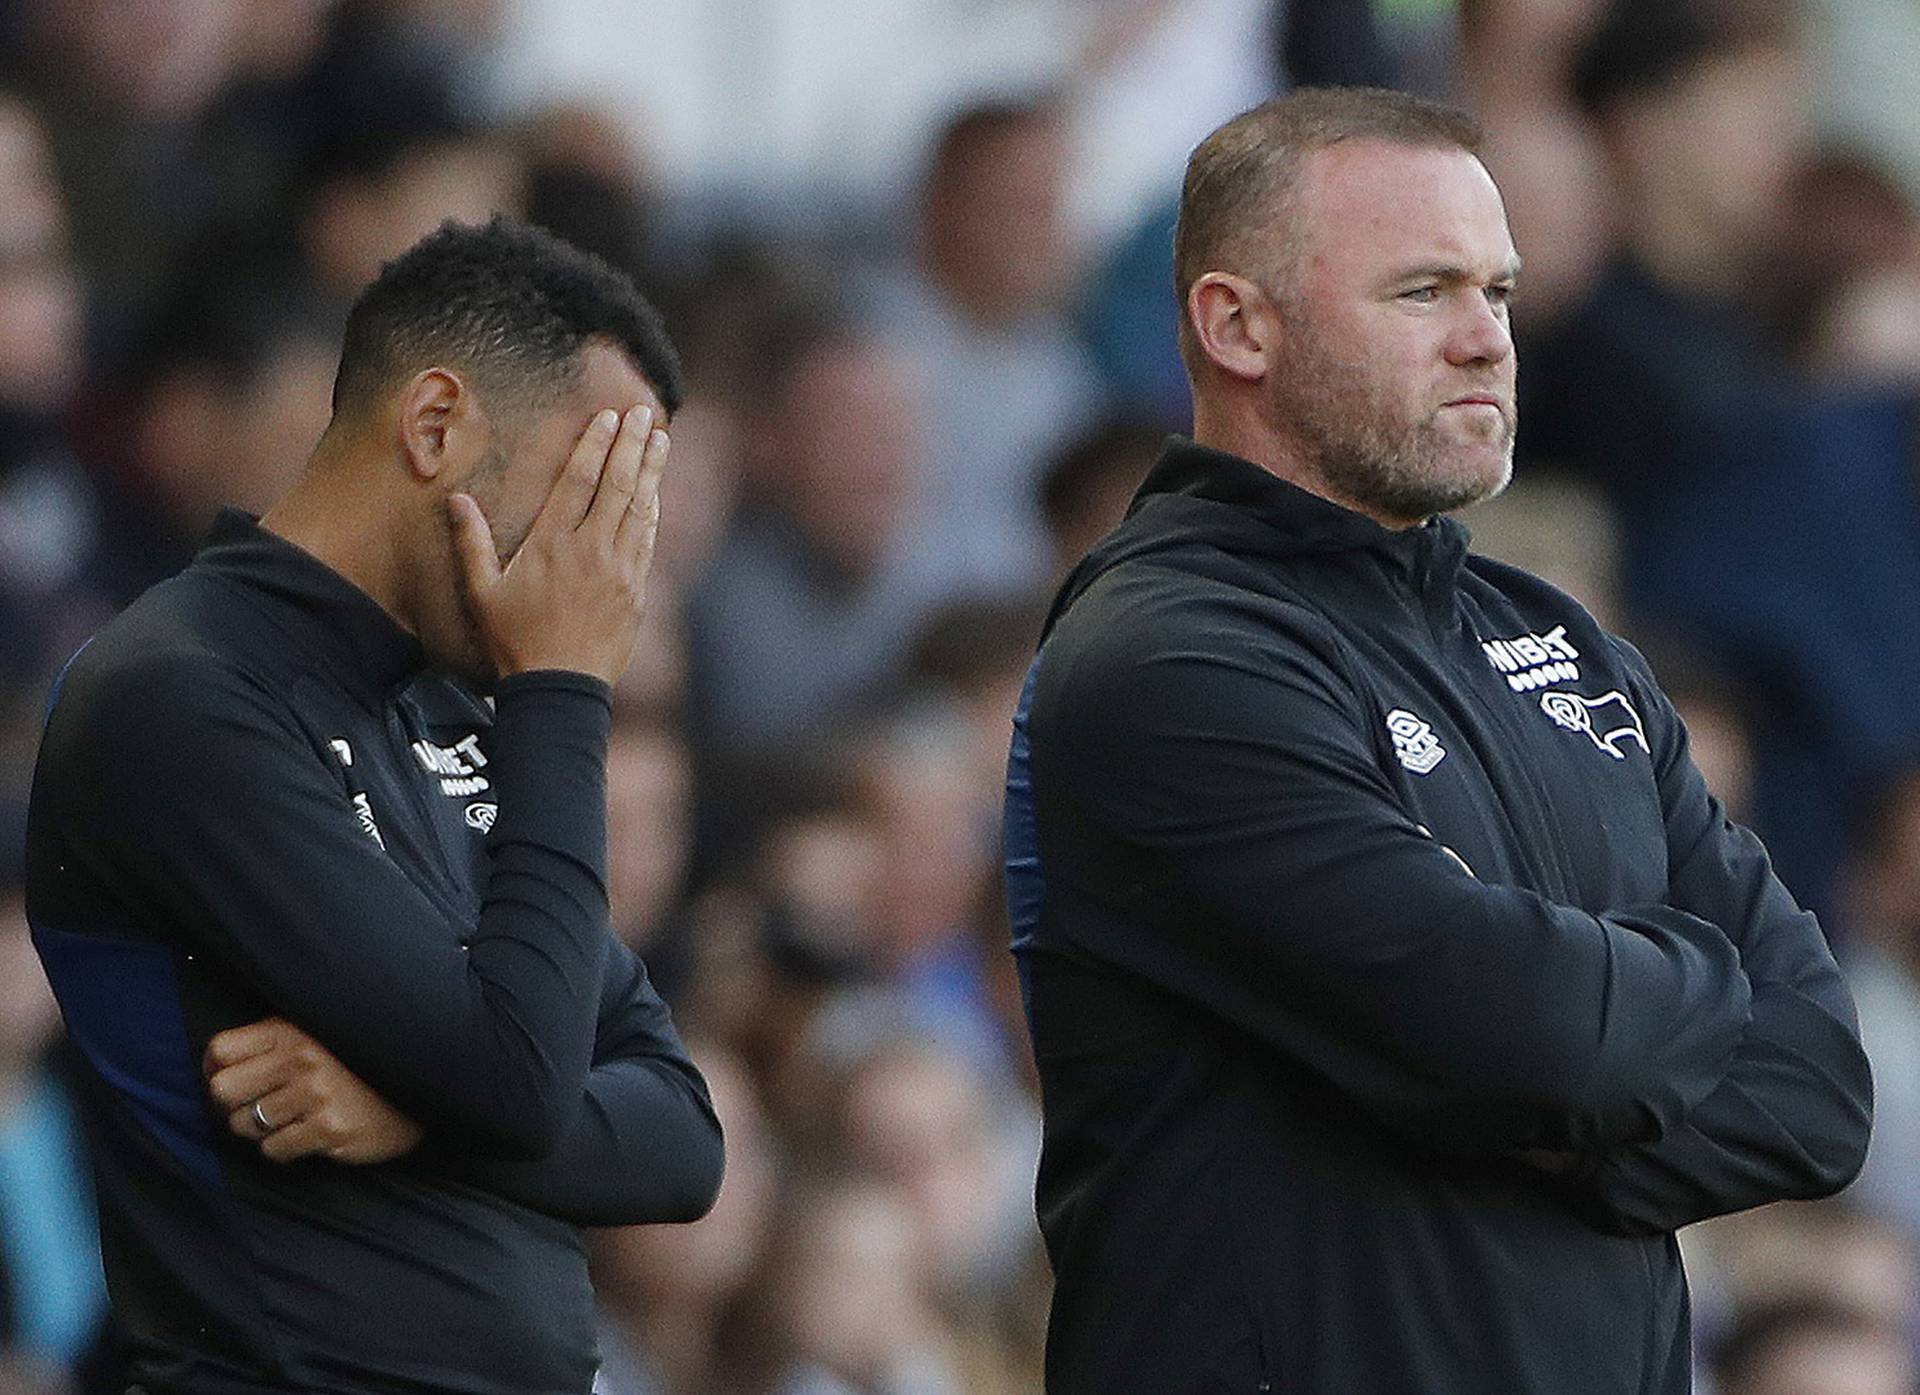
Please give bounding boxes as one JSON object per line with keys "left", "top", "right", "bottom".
{"left": 1003, "top": 655, "right": 1046, "bottom": 1025}
{"left": 30, "top": 922, "right": 223, "bottom": 1192}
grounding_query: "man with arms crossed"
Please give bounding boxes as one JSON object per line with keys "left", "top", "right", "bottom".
{"left": 1005, "top": 88, "right": 1872, "bottom": 1393}
{"left": 28, "top": 217, "right": 722, "bottom": 1394}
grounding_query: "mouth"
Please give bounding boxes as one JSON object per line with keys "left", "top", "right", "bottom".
{"left": 1443, "top": 395, "right": 1506, "bottom": 411}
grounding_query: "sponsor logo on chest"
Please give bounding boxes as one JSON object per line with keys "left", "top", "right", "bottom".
{"left": 1481, "top": 625, "right": 1652, "bottom": 761}
{"left": 412, "top": 734, "right": 491, "bottom": 798}
{"left": 1480, "top": 625, "right": 1581, "bottom": 692}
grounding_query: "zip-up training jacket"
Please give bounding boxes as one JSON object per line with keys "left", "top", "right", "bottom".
{"left": 26, "top": 511, "right": 722, "bottom": 1395}
{"left": 1004, "top": 440, "right": 1872, "bottom": 1394}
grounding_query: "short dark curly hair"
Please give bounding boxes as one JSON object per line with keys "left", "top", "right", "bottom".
{"left": 331, "top": 216, "right": 684, "bottom": 423}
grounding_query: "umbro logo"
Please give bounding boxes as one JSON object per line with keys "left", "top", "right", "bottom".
{"left": 1386, "top": 709, "right": 1447, "bottom": 775}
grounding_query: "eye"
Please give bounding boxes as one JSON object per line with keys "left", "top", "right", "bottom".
{"left": 1400, "top": 285, "right": 1440, "bottom": 304}
{"left": 1486, "top": 283, "right": 1516, "bottom": 308}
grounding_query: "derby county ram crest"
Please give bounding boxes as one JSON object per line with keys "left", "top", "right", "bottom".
{"left": 1539, "top": 690, "right": 1649, "bottom": 761}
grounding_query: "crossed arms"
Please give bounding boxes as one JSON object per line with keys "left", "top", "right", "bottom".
{"left": 1032, "top": 592, "right": 1871, "bottom": 1231}
{"left": 57, "top": 651, "right": 721, "bottom": 1225}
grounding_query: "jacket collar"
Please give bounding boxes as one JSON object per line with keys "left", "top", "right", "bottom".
{"left": 193, "top": 509, "right": 424, "bottom": 696}
{"left": 1130, "top": 437, "right": 1470, "bottom": 563}
{"left": 1046, "top": 437, "right": 1471, "bottom": 639}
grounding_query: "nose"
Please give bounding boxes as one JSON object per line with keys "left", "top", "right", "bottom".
{"left": 1444, "top": 292, "right": 1513, "bottom": 369}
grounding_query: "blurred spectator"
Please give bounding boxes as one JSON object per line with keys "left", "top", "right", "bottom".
{"left": 684, "top": 319, "right": 941, "bottom": 752}
{"left": 1525, "top": 0, "right": 1920, "bottom": 922}
{"left": 0, "top": 95, "right": 84, "bottom": 415}
{"left": 605, "top": 710, "right": 694, "bottom": 957}
{"left": 1455, "top": 0, "right": 1613, "bottom": 327}
{"left": 1038, "top": 418, "right": 1163, "bottom": 585}
{"left": 92, "top": 262, "right": 339, "bottom": 596}
{"left": 641, "top": 395, "right": 741, "bottom": 595}
{"left": 593, "top": 1045, "right": 776, "bottom": 1395}
{"left": 851, "top": 713, "right": 1012, "bottom": 1080}
{"left": 1711, "top": 1297, "right": 1914, "bottom": 1395}
{"left": 294, "top": 102, "right": 525, "bottom": 302}
{"left": 0, "top": 888, "right": 110, "bottom": 1383}
{"left": 0, "top": 92, "right": 108, "bottom": 684}
{"left": 865, "top": 96, "right": 1108, "bottom": 600}
{"left": 5, "top": 0, "right": 247, "bottom": 347}
{"left": 837, "top": 1039, "right": 1037, "bottom": 1304}
{"left": 1076, "top": 0, "right": 1395, "bottom": 429}
{"left": 1458, "top": 472, "right": 1623, "bottom": 629}
{"left": 904, "top": 596, "right": 1046, "bottom": 800}
{"left": 1698, "top": 1200, "right": 1917, "bottom": 1332}
{"left": 1839, "top": 768, "right": 1920, "bottom": 1239}
{"left": 746, "top": 1176, "right": 971, "bottom": 1395}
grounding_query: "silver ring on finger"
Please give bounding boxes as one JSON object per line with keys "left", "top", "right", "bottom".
{"left": 252, "top": 1100, "right": 273, "bottom": 1134}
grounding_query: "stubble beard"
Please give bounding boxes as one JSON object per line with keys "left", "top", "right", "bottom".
{"left": 1268, "top": 335, "right": 1517, "bottom": 525}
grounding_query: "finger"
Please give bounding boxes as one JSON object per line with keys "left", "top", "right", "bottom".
{"left": 225, "top": 1078, "right": 314, "bottom": 1142}
{"left": 446, "top": 493, "right": 502, "bottom": 597}
{"left": 530, "top": 408, "right": 620, "bottom": 542}
{"left": 208, "top": 1049, "right": 300, "bottom": 1112}
{"left": 614, "top": 427, "right": 671, "bottom": 561}
{"left": 203, "top": 1018, "right": 287, "bottom": 1078}
{"left": 260, "top": 1114, "right": 333, "bottom": 1164}
{"left": 585, "top": 405, "right": 653, "bottom": 539}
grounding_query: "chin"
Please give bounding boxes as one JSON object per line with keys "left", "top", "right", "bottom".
{"left": 1445, "top": 431, "right": 1514, "bottom": 493}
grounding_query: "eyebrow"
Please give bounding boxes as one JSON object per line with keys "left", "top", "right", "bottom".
{"left": 1394, "top": 256, "right": 1523, "bottom": 286}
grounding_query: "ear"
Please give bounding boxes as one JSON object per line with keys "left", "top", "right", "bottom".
{"left": 396, "top": 368, "right": 481, "bottom": 483}
{"left": 1187, "top": 272, "right": 1281, "bottom": 384}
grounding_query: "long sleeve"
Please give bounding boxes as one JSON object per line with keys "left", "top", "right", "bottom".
{"left": 42, "top": 653, "right": 614, "bottom": 1160}
{"left": 439, "top": 940, "right": 723, "bottom": 1225}
{"left": 1030, "top": 588, "right": 1753, "bottom": 1158}
{"left": 1564, "top": 643, "right": 1873, "bottom": 1236}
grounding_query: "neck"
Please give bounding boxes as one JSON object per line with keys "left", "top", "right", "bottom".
{"left": 1191, "top": 395, "right": 1421, "bottom": 531}
{"left": 259, "top": 432, "right": 421, "bottom": 635}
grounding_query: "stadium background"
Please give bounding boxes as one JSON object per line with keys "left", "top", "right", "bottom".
{"left": 3, "top": 0, "right": 1920, "bottom": 1391}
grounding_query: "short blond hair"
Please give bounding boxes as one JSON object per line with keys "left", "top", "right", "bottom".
{"left": 1173, "top": 87, "right": 1484, "bottom": 372}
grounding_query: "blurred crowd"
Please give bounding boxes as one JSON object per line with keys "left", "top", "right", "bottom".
{"left": 4, "top": 0, "right": 1920, "bottom": 1392}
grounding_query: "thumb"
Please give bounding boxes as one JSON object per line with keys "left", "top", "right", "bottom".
{"left": 447, "top": 493, "right": 502, "bottom": 594}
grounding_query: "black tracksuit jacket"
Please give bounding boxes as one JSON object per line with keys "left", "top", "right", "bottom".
{"left": 26, "top": 512, "right": 722, "bottom": 1395}
{"left": 1004, "top": 440, "right": 1873, "bottom": 1394}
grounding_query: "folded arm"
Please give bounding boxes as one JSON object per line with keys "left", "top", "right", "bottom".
{"left": 51, "top": 654, "right": 614, "bottom": 1159}
{"left": 1032, "top": 588, "right": 1753, "bottom": 1158}
{"left": 1561, "top": 643, "right": 1873, "bottom": 1235}
{"left": 436, "top": 940, "right": 723, "bottom": 1224}
{"left": 208, "top": 940, "right": 722, "bottom": 1225}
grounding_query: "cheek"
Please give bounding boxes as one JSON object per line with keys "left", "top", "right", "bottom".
{"left": 468, "top": 473, "right": 541, "bottom": 565}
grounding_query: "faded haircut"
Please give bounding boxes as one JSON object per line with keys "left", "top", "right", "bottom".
{"left": 1173, "top": 86, "right": 1484, "bottom": 373}
{"left": 332, "top": 215, "right": 684, "bottom": 424}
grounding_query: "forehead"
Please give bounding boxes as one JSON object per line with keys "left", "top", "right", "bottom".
{"left": 563, "top": 337, "right": 663, "bottom": 422}
{"left": 1291, "top": 141, "right": 1515, "bottom": 281}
